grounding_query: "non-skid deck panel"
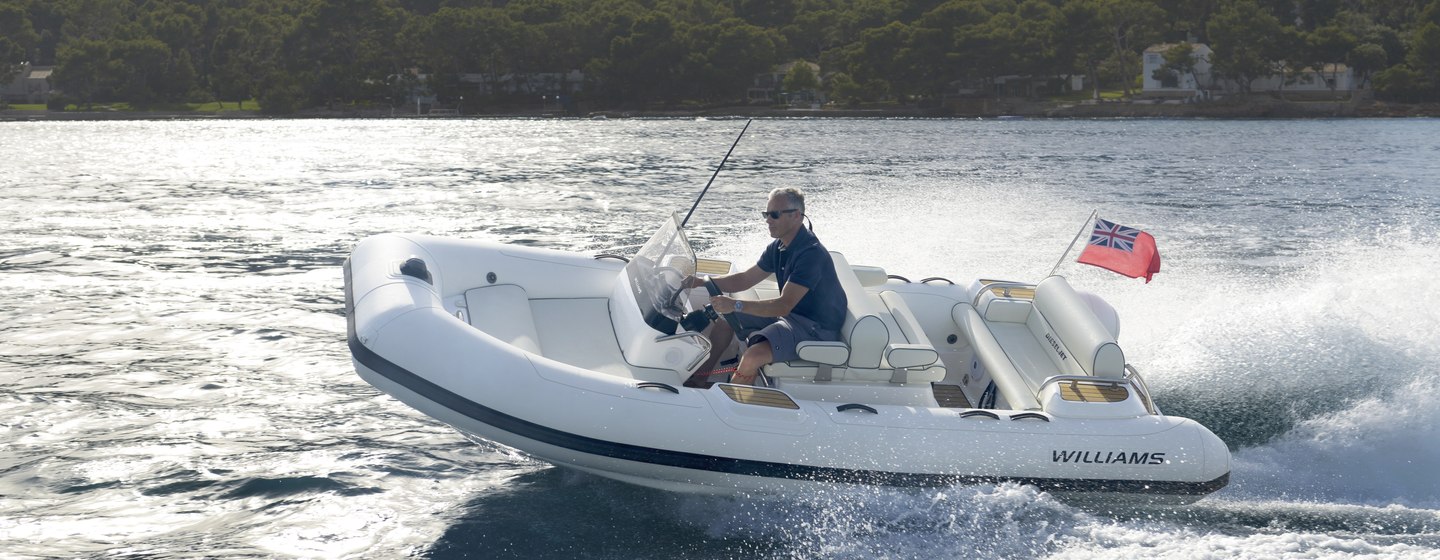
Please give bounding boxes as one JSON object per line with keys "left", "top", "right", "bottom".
{"left": 932, "top": 383, "right": 973, "bottom": 408}
{"left": 1059, "top": 381, "right": 1129, "bottom": 403}
{"left": 696, "top": 258, "right": 732, "bottom": 275}
{"left": 720, "top": 384, "right": 800, "bottom": 409}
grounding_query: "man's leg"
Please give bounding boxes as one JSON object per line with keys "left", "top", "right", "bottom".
{"left": 729, "top": 340, "right": 773, "bottom": 386}
{"left": 684, "top": 320, "right": 733, "bottom": 387}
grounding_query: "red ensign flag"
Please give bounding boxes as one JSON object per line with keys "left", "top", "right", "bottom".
{"left": 1077, "top": 218, "right": 1161, "bottom": 282}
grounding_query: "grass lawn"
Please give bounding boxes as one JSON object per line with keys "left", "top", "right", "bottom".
{"left": 1048, "top": 89, "right": 1134, "bottom": 101}
{"left": 14, "top": 100, "right": 259, "bottom": 112}
{"left": 1052, "top": 90, "right": 1129, "bottom": 102}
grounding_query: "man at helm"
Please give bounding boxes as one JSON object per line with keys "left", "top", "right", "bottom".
{"left": 684, "top": 187, "right": 847, "bottom": 387}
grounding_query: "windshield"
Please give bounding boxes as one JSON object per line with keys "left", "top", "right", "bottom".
{"left": 623, "top": 213, "right": 696, "bottom": 336}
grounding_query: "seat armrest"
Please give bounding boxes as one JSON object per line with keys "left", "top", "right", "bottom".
{"left": 796, "top": 341, "right": 849, "bottom": 366}
{"left": 885, "top": 343, "right": 938, "bottom": 369}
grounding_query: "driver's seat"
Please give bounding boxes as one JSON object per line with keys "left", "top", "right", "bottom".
{"left": 764, "top": 252, "right": 945, "bottom": 384}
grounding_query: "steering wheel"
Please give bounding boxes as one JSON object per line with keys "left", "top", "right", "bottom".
{"left": 658, "top": 266, "right": 694, "bottom": 313}
{"left": 704, "top": 278, "right": 745, "bottom": 336}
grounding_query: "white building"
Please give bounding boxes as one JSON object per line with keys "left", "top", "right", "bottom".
{"left": 1246, "top": 63, "right": 1357, "bottom": 93}
{"left": 1141, "top": 43, "right": 1214, "bottom": 98}
{"left": 1, "top": 63, "right": 54, "bottom": 104}
{"left": 1142, "top": 43, "right": 1358, "bottom": 97}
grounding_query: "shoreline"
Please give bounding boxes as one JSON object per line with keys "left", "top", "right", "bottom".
{"left": 3, "top": 97, "right": 1437, "bottom": 121}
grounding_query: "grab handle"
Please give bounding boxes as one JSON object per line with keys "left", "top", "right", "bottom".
{"left": 636, "top": 382, "right": 679, "bottom": 394}
{"left": 836, "top": 403, "right": 878, "bottom": 414}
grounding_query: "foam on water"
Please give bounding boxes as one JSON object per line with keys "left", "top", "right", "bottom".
{"left": 690, "top": 157, "right": 1440, "bottom": 557}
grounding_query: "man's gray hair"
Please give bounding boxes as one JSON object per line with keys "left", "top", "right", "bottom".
{"left": 769, "top": 187, "right": 805, "bottom": 214}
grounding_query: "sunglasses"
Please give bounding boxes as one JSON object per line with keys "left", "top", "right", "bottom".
{"left": 761, "top": 209, "right": 799, "bottom": 220}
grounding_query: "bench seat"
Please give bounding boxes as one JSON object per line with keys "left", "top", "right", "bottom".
{"left": 953, "top": 275, "right": 1126, "bottom": 411}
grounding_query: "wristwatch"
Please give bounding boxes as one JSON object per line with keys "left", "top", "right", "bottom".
{"left": 734, "top": 300, "right": 744, "bottom": 313}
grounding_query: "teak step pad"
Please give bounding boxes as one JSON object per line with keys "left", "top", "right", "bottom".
{"left": 932, "top": 383, "right": 973, "bottom": 408}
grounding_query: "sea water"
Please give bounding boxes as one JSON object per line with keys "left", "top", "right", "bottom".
{"left": 1, "top": 118, "right": 1437, "bottom": 558}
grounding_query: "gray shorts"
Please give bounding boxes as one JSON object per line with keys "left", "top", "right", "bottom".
{"left": 732, "top": 312, "right": 839, "bottom": 363}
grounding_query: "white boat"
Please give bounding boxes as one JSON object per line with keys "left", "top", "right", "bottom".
{"left": 345, "top": 214, "right": 1230, "bottom": 504}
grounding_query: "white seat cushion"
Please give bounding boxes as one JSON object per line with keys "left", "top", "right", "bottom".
{"left": 465, "top": 284, "right": 541, "bottom": 354}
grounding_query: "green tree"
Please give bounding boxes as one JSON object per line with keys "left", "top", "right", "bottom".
{"left": 1372, "top": 64, "right": 1426, "bottom": 101}
{"left": 110, "top": 38, "right": 173, "bottom": 105}
{"left": 0, "top": 37, "right": 22, "bottom": 89}
{"left": 1151, "top": 42, "right": 1198, "bottom": 88}
{"left": 846, "top": 20, "right": 910, "bottom": 100}
{"left": 1330, "top": 9, "right": 1404, "bottom": 66}
{"left": 1208, "top": 0, "right": 1285, "bottom": 93}
{"left": 1095, "top": 0, "right": 1166, "bottom": 97}
{"left": 950, "top": 0, "right": 1008, "bottom": 95}
{"left": 58, "top": 0, "right": 125, "bottom": 42}
{"left": 1304, "top": 25, "right": 1356, "bottom": 92}
{"left": 401, "top": 6, "right": 523, "bottom": 103}
{"left": 783, "top": 4, "right": 843, "bottom": 60}
{"left": 735, "top": 0, "right": 796, "bottom": 28}
{"left": 209, "top": 25, "right": 256, "bottom": 108}
{"left": 1153, "top": 0, "right": 1220, "bottom": 41}
{"left": 1347, "top": 42, "right": 1387, "bottom": 88}
{"left": 824, "top": 70, "right": 862, "bottom": 102}
{"left": 286, "top": 0, "right": 405, "bottom": 107}
{"left": 603, "top": 12, "right": 684, "bottom": 105}
{"left": 1406, "top": 22, "right": 1440, "bottom": 96}
{"left": 1, "top": 1, "right": 39, "bottom": 86}
{"left": 783, "top": 59, "right": 819, "bottom": 92}
{"left": 1011, "top": 1, "right": 1065, "bottom": 88}
{"left": 1058, "top": 0, "right": 1113, "bottom": 99}
{"left": 679, "top": 20, "right": 784, "bottom": 103}
{"left": 50, "top": 38, "right": 108, "bottom": 107}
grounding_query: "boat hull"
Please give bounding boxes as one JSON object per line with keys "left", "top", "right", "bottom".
{"left": 344, "top": 233, "right": 1230, "bottom": 504}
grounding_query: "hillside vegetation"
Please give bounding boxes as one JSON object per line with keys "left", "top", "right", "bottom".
{"left": 2, "top": 0, "right": 1438, "bottom": 113}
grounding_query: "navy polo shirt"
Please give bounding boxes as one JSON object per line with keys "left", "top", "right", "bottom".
{"left": 757, "top": 227, "right": 847, "bottom": 333}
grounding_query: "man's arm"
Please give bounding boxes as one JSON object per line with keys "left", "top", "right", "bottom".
{"left": 689, "top": 265, "right": 769, "bottom": 293}
{"left": 712, "top": 281, "right": 809, "bottom": 317}
{"left": 688, "top": 264, "right": 806, "bottom": 317}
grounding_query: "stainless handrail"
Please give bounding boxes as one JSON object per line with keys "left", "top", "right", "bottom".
{"left": 1125, "top": 364, "right": 1160, "bottom": 415}
{"left": 1036, "top": 374, "right": 1127, "bottom": 391}
{"left": 655, "top": 330, "right": 713, "bottom": 374}
{"left": 655, "top": 331, "right": 708, "bottom": 343}
{"left": 1035, "top": 371, "right": 1160, "bottom": 416}
{"left": 971, "top": 281, "right": 1035, "bottom": 307}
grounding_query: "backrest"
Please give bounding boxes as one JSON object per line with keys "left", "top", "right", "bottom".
{"left": 877, "top": 290, "right": 929, "bottom": 347}
{"left": 830, "top": 252, "right": 890, "bottom": 368}
{"left": 1032, "top": 276, "right": 1125, "bottom": 378}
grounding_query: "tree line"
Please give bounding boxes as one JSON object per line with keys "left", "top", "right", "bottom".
{"left": 2, "top": 0, "right": 1439, "bottom": 113}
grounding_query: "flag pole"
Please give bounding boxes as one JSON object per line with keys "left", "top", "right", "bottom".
{"left": 1047, "top": 209, "right": 1098, "bottom": 278}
